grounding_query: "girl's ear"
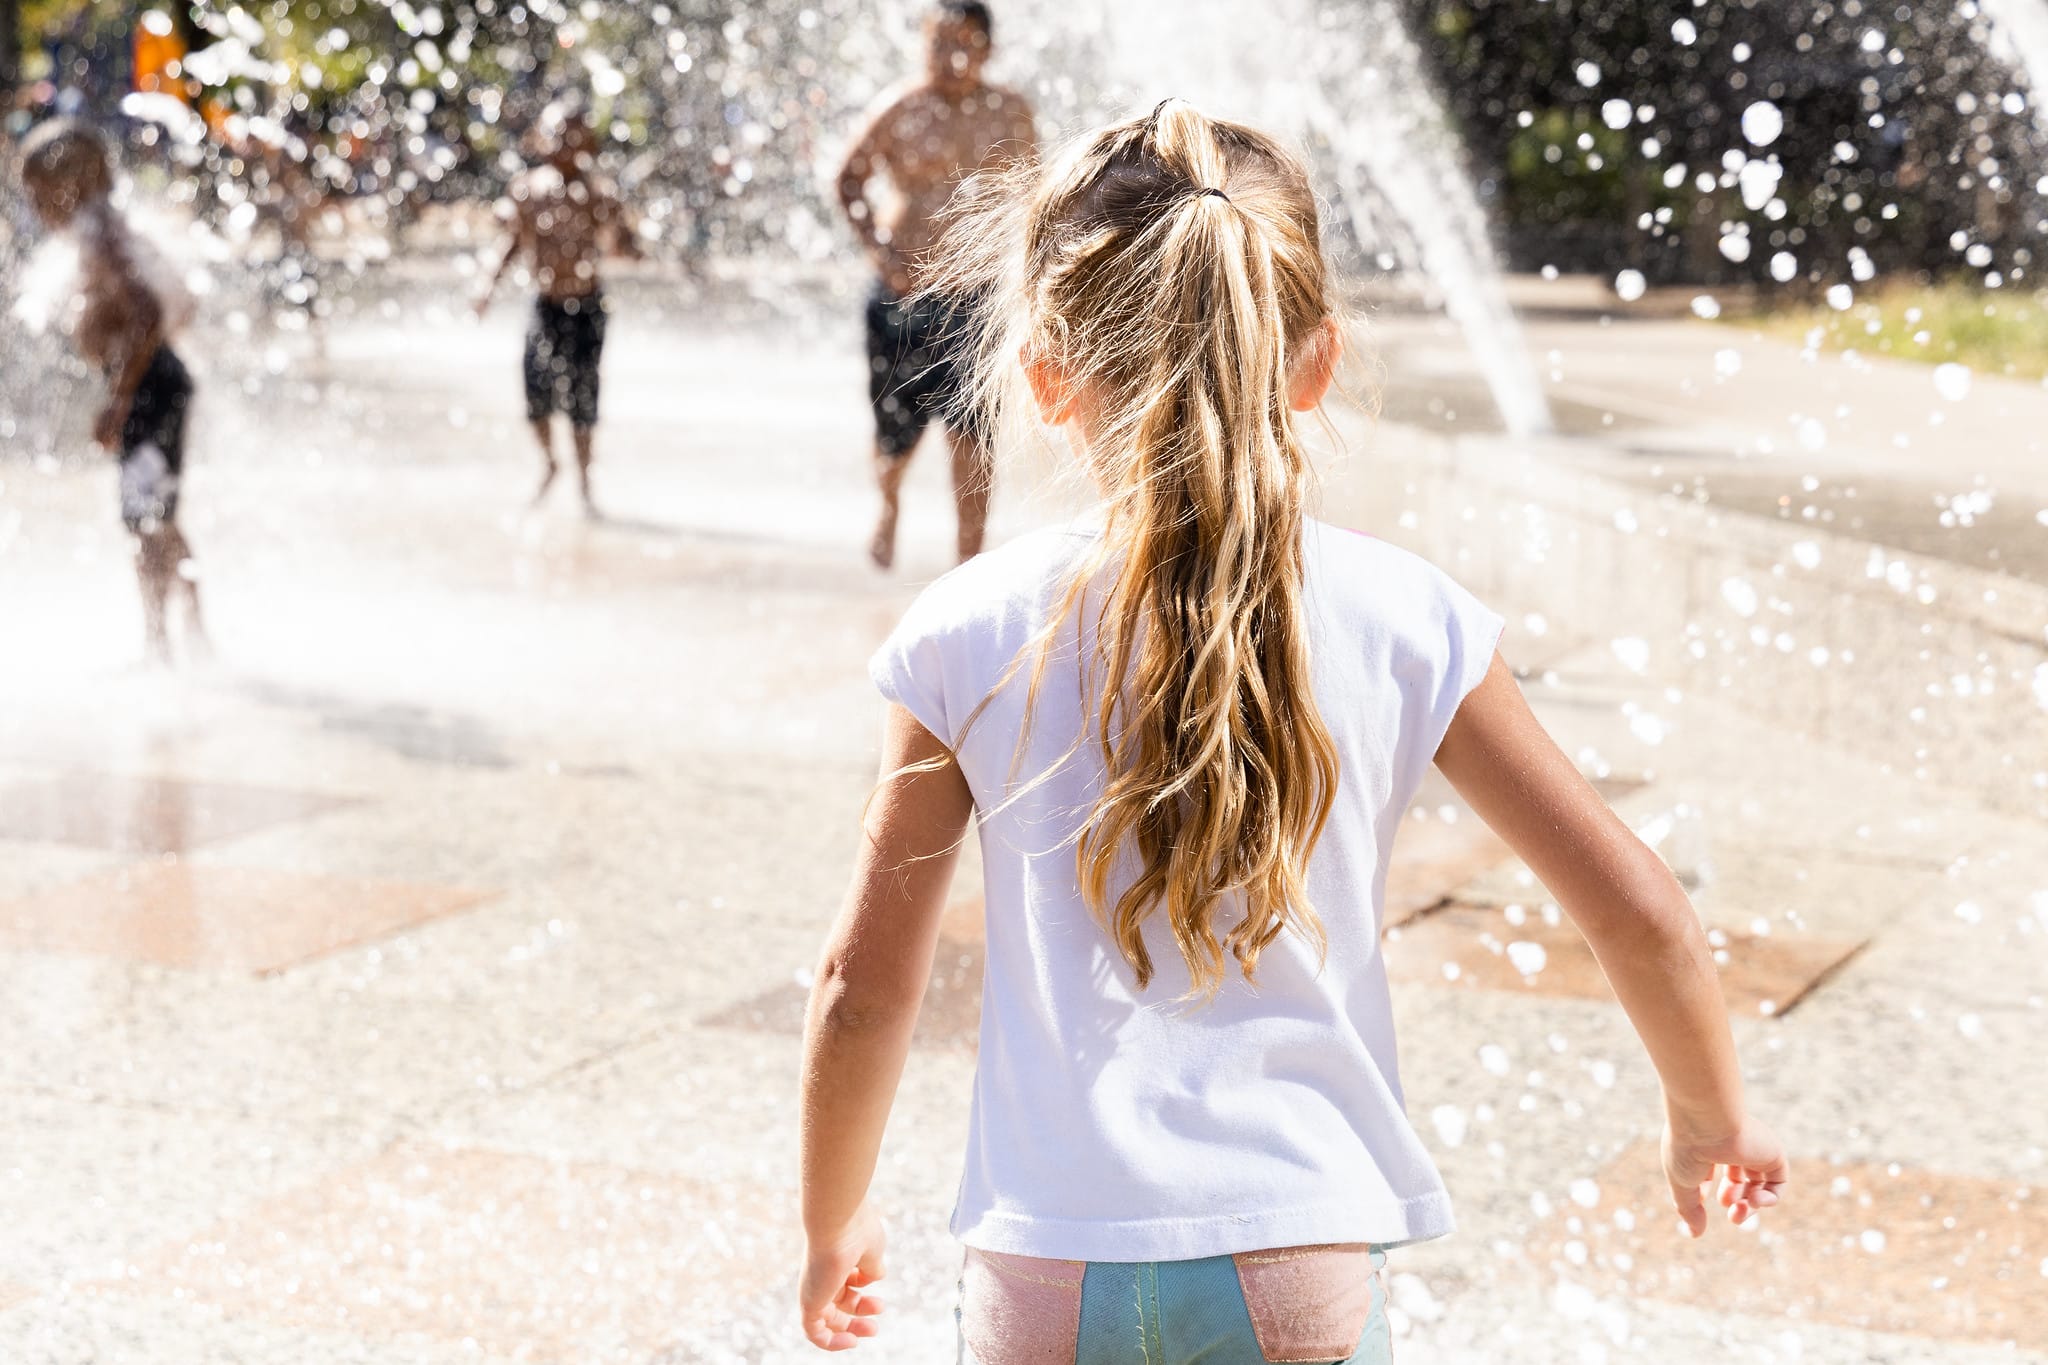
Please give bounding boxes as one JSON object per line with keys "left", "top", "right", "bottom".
{"left": 1287, "top": 317, "right": 1342, "bottom": 412}
{"left": 1022, "top": 344, "right": 1078, "bottom": 426}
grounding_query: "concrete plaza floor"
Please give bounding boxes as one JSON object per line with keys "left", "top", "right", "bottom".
{"left": 0, "top": 261, "right": 2043, "bottom": 1363}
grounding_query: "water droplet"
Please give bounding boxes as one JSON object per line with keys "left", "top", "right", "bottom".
{"left": 1741, "top": 101, "right": 1784, "bottom": 147}
{"left": 1569, "top": 1178, "right": 1601, "bottom": 1208}
{"left": 1601, "top": 99, "right": 1632, "bottom": 131}
{"left": 1738, "top": 159, "right": 1784, "bottom": 210}
{"left": 1575, "top": 61, "right": 1603, "bottom": 88}
{"left": 1958, "top": 1014, "right": 1983, "bottom": 1039}
{"left": 1610, "top": 637, "right": 1650, "bottom": 672}
{"left": 1932, "top": 363, "right": 1972, "bottom": 402}
{"left": 1691, "top": 294, "right": 1722, "bottom": 319}
{"left": 1430, "top": 1104, "right": 1468, "bottom": 1147}
{"left": 1860, "top": 1228, "right": 1887, "bottom": 1254}
{"left": 1825, "top": 283, "right": 1854, "bottom": 310}
{"left": 1614, "top": 269, "right": 1647, "bottom": 302}
{"left": 1552, "top": 1280, "right": 1598, "bottom": 1320}
{"left": 1720, "top": 578, "right": 1760, "bottom": 618}
{"left": 1479, "top": 1044, "right": 1511, "bottom": 1076}
{"left": 1771, "top": 251, "right": 1800, "bottom": 283}
{"left": 1507, "top": 941, "right": 1548, "bottom": 977}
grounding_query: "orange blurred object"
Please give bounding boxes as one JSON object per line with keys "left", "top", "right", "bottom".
{"left": 132, "top": 12, "right": 190, "bottom": 101}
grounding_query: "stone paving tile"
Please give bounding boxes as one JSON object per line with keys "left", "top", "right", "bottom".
{"left": 0, "top": 1092, "right": 380, "bottom": 1291}
{"left": 1384, "top": 1271, "right": 2048, "bottom": 1365}
{"left": 0, "top": 962, "right": 660, "bottom": 1125}
{"left": 428, "top": 1022, "right": 977, "bottom": 1211}
{"left": 1526, "top": 1140, "right": 2048, "bottom": 1347}
{"left": 100, "top": 1143, "right": 792, "bottom": 1362}
{"left": 0, "top": 1290, "right": 528, "bottom": 1365}
{"left": 1384, "top": 809, "right": 1510, "bottom": 930}
{"left": 1740, "top": 976, "right": 2048, "bottom": 1184}
{"left": 0, "top": 838, "right": 126, "bottom": 902}
{"left": 698, "top": 927, "right": 985, "bottom": 1052}
{"left": 0, "top": 864, "right": 492, "bottom": 975}
{"left": 1384, "top": 902, "right": 1865, "bottom": 1017}
{"left": 0, "top": 774, "right": 355, "bottom": 855}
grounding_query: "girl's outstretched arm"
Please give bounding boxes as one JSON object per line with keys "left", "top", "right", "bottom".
{"left": 1434, "top": 653, "right": 1789, "bottom": 1238}
{"left": 798, "top": 704, "right": 974, "bottom": 1350}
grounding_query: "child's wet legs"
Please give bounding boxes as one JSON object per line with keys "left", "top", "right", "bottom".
{"left": 572, "top": 423, "right": 596, "bottom": 511}
{"left": 529, "top": 418, "right": 558, "bottom": 502}
{"left": 871, "top": 446, "right": 908, "bottom": 569}
{"left": 949, "top": 429, "right": 992, "bottom": 562}
{"left": 166, "top": 525, "right": 208, "bottom": 656}
{"left": 132, "top": 528, "right": 176, "bottom": 663}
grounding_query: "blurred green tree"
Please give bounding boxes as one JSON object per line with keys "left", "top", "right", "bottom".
{"left": 1402, "top": 0, "right": 2044, "bottom": 288}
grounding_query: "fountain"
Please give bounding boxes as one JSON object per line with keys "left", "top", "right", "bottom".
{"left": 1980, "top": 0, "right": 2048, "bottom": 122}
{"left": 1095, "top": 0, "right": 1557, "bottom": 438}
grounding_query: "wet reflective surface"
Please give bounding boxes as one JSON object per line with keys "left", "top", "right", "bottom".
{"left": 0, "top": 250, "right": 2041, "bottom": 1360}
{"left": 4, "top": 0, "right": 2048, "bottom": 1356}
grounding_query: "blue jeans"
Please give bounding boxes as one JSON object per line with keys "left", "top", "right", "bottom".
{"left": 956, "top": 1244, "right": 1393, "bottom": 1365}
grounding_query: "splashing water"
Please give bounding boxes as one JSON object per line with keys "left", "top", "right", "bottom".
{"left": 1980, "top": 0, "right": 2048, "bottom": 122}
{"left": 1098, "top": 0, "right": 1555, "bottom": 437}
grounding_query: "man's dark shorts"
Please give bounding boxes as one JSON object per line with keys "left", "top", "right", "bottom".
{"left": 864, "top": 282, "right": 985, "bottom": 458}
{"left": 118, "top": 345, "right": 192, "bottom": 534}
{"left": 525, "top": 292, "right": 607, "bottom": 428}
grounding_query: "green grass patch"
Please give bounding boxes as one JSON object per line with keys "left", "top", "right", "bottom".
{"left": 1736, "top": 278, "right": 2048, "bottom": 381}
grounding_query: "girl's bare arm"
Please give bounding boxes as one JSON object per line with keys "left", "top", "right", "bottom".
{"left": 797, "top": 705, "right": 972, "bottom": 1346}
{"left": 1433, "top": 653, "right": 1788, "bottom": 1235}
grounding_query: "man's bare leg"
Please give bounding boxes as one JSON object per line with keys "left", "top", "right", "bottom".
{"left": 572, "top": 424, "right": 597, "bottom": 514}
{"left": 163, "top": 524, "right": 210, "bottom": 661}
{"left": 530, "top": 418, "right": 559, "bottom": 503}
{"left": 949, "top": 428, "right": 993, "bottom": 562}
{"left": 870, "top": 446, "right": 909, "bottom": 569}
{"left": 134, "top": 530, "right": 174, "bottom": 664}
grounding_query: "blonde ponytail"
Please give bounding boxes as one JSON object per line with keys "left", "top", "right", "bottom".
{"left": 932, "top": 101, "right": 1341, "bottom": 997}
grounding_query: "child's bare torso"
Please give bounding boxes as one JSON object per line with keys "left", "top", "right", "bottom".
{"left": 507, "top": 167, "right": 623, "bottom": 300}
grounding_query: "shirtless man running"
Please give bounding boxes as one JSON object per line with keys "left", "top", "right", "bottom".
{"left": 477, "top": 98, "right": 638, "bottom": 512}
{"left": 835, "top": 0, "right": 1036, "bottom": 568}
{"left": 18, "top": 120, "right": 207, "bottom": 664}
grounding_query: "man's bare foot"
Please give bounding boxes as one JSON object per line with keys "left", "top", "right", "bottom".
{"left": 868, "top": 518, "right": 896, "bottom": 570}
{"left": 533, "top": 462, "right": 559, "bottom": 505}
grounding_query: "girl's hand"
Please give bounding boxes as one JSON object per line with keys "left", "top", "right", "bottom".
{"left": 1663, "top": 1110, "right": 1789, "bottom": 1237}
{"left": 799, "top": 1201, "right": 887, "bottom": 1350}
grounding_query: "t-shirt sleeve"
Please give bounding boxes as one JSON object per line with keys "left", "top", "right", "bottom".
{"left": 868, "top": 602, "right": 955, "bottom": 748}
{"left": 1418, "top": 567, "right": 1506, "bottom": 769}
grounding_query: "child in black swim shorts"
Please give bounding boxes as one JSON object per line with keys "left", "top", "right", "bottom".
{"left": 17, "top": 120, "right": 207, "bottom": 663}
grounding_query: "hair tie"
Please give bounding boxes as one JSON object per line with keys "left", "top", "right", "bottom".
{"left": 1197, "top": 187, "right": 1231, "bottom": 204}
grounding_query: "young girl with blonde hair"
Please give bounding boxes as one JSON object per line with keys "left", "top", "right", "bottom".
{"left": 797, "top": 101, "right": 1787, "bottom": 1363}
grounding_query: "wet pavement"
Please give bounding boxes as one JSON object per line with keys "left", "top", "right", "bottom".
{"left": 0, "top": 259, "right": 2044, "bottom": 1363}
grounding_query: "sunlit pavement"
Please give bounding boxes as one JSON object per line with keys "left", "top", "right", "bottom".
{"left": 0, "top": 264, "right": 2044, "bottom": 1364}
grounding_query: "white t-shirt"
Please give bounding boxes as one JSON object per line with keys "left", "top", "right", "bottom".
{"left": 869, "top": 516, "right": 1505, "bottom": 1261}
